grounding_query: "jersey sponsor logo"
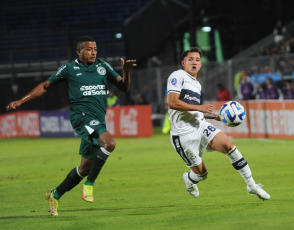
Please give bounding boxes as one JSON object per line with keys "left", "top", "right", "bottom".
{"left": 179, "top": 89, "right": 201, "bottom": 105}
{"left": 76, "top": 73, "right": 82, "bottom": 76}
{"left": 90, "top": 120, "right": 100, "bottom": 126}
{"left": 73, "top": 66, "right": 80, "bottom": 70}
{"left": 80, "top": 84, "right": 107, "bottom": 96}
{"left": 184, "top": 94, "right": 200, "bottom": 102}
{"left": 97, "top": 67, "right": 106, "bottom": 75}
{"left": 80, "top": 85, "right": 106, "bottom": 91}
{"left": 171, "top": 78, "right": 177, "bottom": 85}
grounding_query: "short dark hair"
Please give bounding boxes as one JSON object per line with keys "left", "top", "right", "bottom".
{"left": 76, "top": 36, "right": 95, "bottom": 51}
{"left": 181, "top": 47, "right": 202, "bottom": 60}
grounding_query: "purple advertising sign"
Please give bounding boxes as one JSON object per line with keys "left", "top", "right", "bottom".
{"left": 39, "top": 111, "right": 77, "bottom": 137}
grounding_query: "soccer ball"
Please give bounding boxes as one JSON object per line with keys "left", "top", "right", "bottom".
{"left": 219, "top": 101, "right": 246, "bottom": 127}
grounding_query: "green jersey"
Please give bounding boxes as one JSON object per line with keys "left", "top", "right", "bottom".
{"left": 48, "top": 58, "right": 120, "bottom": 124}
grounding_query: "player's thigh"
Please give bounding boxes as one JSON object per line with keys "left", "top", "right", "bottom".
{"left": 200, "top": 121, "right": 221, "bottom": 150}
{"left": 170, "top": 133, "right": 203, "bottom": 167}
{"left": 207, "top": 131, "right": 234, "bottom": 154}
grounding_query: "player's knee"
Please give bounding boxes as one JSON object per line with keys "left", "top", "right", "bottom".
{"left": 104, "top": 139, "right": 116, "bottom": 152}
{"left": 99, "top": 133, "right": 116, "bottom": 152}
{"left": 225, "top": 145, "right": 236, "bottom": 155}
{"left": 223, "top": 143, "right": 235, "bottom": 154}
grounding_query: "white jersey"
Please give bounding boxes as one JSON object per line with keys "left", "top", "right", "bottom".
{"left": 167, "top": 69, "right": 204, "bottom": 135}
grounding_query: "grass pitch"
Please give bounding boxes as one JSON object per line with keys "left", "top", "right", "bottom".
{"left": 0, "top": 131, "right": 294, "bottom": 230}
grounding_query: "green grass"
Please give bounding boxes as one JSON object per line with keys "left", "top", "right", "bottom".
{"left": 0, "top": 133, "right": 294, "bottom": 230}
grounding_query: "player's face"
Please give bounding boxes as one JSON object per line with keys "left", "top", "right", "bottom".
{"left": 77, "top": 41, "right": 97, "bottom": 65}
{"left": 181, "top": 52, "right": 202, "bottom": 77}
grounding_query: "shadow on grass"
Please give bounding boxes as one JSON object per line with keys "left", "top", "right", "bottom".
{"left": 61, "top": 204, "right": 178, "bottom": 213}
{"left": 0, "top": 200, "right": 273, "bottom": 220}
{"left": 0, "top": 215, "right": 54, "bottom": 220}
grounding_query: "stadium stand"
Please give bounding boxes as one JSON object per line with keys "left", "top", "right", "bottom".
{"left": 0, "top": 0, "right": 150, "bottom": 64}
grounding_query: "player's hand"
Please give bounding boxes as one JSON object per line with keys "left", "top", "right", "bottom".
{"left": 203, "top": 113, "right": 221, "bottom": 121}
{"left": 121, "top": 58, "right": 137, "bottom": 72}
{"left": 200, "top": 103, "right": 214, "bottom": 113}
{"left": 215, "top": 114, "right": 221, "bottom": 121}
{"left": 6, "top": 100, "right": 22, "bottom": 111}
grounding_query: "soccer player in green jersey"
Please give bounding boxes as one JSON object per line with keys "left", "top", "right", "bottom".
{"left": 6, "top": 36, "right": 136, "bottom": 216}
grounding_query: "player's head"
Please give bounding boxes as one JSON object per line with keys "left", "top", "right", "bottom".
{"left": 266, "top": 77, "right": 273, "bottom": 85}
{"left": 181, "top": 47, "right": 202, "bottom": 77}
{"left": 76, "top": 36, "right": 97, "bottom": 65}
{"left": 76, "top": 36, "right": 95, "bottom": 51}
{"left": 181, "top": 47, "right": 202, "bottom": 60}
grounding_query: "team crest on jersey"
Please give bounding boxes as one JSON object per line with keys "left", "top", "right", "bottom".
{"left": 171, "top": 78, "right": 177, "bottom": 85}
{"left": 90, "top": 120, "right": 100, "bottom": 126}
{"left": 97, "top": 67, "right": 106, "bottom": 75}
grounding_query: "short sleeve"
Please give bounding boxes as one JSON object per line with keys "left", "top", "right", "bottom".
{"left": 100, "top": 59, "right": 120, "bottom": 82}
{"left": 167, "top": 71, "right": 184, "bottom": 95}
{"left": 48, "top": 64, "right": 68, "bottom": 85}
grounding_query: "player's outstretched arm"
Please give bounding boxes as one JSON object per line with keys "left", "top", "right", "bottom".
{"left": 6, "top": 80, "right": 52, "bottom": 111}
{"left": 114, "top": 58, "right": 136, "bottom": 92}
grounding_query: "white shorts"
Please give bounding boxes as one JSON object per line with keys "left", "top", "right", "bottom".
{"left": 170, "top": 119, "right": 221, "bottom": 167}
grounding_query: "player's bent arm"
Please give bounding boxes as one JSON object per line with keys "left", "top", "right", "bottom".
{"left": 114, "top": 58, "right": 136, "bottom": 92}
{"left": 114, "top": 75, "right": 130, "bottom": 92}
{"left": 6, "top": 80, "right": 52, "bottom": 111}
{"left": 168, "top": 92, "right": 214, "bottom": 113}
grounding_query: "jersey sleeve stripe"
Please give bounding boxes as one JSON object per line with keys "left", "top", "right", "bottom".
{"left": 168, "top": 90, "right": 181, "bottom": 94}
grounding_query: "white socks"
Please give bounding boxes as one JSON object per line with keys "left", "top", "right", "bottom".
{"left": 188, "top": 170, "right": 208, "bottom": 183}
{"left": 227, "top": 147, "right": 256, "bottom": 189}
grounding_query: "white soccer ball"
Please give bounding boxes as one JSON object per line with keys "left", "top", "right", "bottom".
{"left": 219, "top": 101, "right": 246, "bottom": 127}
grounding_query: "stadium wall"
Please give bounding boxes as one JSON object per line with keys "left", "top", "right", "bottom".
{"left": 1, "top": 102, "right": 293, "bottom": 139}
{"left": 209, "top": 101, "right": 294, "bottom": 139}
{"left": 0, "top": 105, "right": 153, "bottom": 138}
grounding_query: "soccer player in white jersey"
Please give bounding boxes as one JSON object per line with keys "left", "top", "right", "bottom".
{"left": 167, "top": 47, "right": 270, "bottom": 200}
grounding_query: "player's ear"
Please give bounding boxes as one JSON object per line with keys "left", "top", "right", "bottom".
{"left": 77, "top": 49, "right": 83, "bottom": 59}
{"left": 181, "top": 60, "right": 185, "bottom": 67}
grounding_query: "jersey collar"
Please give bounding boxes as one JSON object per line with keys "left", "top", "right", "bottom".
{"left": 183, "top": 70, "right": 197, "bottom": 81}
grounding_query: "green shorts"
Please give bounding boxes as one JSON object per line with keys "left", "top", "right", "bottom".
{"left": 71, "top": 113, "right": 107, "bottom": 159}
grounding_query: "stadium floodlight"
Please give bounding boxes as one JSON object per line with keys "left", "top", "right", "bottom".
{"left": 115, "top": 33, "right": 122, "bottom": 39}
{"left": 201, "top": 26, "right": 211, "bottom": 32}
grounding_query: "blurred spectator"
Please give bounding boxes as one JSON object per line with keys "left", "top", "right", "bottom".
{"left": 107, "top": 90, "right": 119, "bottom": 107}
{"left": 134, "top": 93, "right": 149, "bottom": 105}
{"left": 234, "top": 71, "right": 242, "bottom": 93}
{"left": 283, "top": 80, "right": 294, "bottom": 99}
{"left": 280, "top": 39, "right": 291, "bottom": 53}
{"left": 216, "top": 83, "right": 231, "bottom": 101}
{"left": 238, "top": 71, "right": 255, "bottom": 100}
{"left": 256, "top": 83, "right": 267, "bottom": 100}
{"left": 265, "top": 77, "right": 283, "bottom": 99}
{"left": 273, "top": 20, "right": 287, "bottom": 44}
{"left": 141, "top": 85, "right": 151, "bottom": 104}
